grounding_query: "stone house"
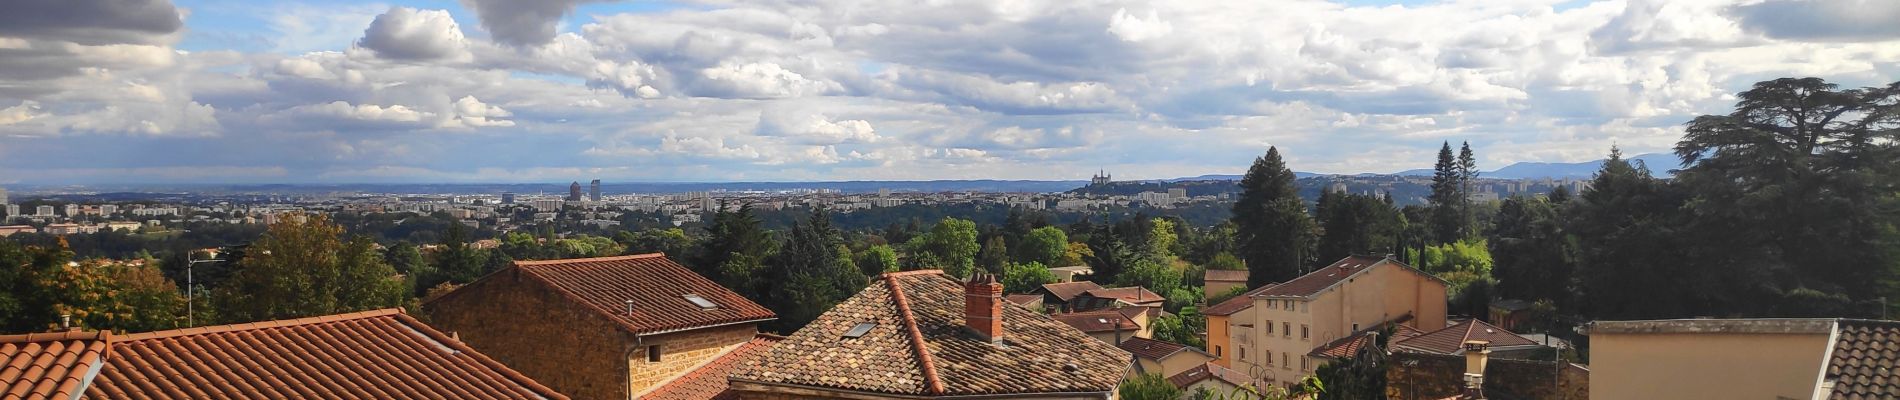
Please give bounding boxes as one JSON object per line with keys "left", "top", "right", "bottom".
{"left": 1121, "top": 336, "right": 1218, "bottom": 379}
{"left": 425, "top": 253, "right": 777, "bottom": 400}
{"left": 1169, "top": 362, "right": 1260, "bottom": 399}
{"left": 1204, "top": 283, "right": 1277, "bottom": 368}
{"left": 1237, "top": 255, "right": 1448, "bottom": 389}
{"left": 1204, "top": 270, "right": 1249, "bottom": 300}
{"left": 730, "top": 271, "right": 1129, "bottom": 399}
{"left": 1052, "top": 308, "right": 1153, "bottom": 345}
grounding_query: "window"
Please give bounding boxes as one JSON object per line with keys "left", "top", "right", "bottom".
{"left": 1301, "top": 325, "right": 1309, "bottom": 340}
{"left": 1282, "top": 352, "right": 1289, "bottom": 369}
{"left": 646, "top": 345, "right": 662, "bottom": 363}
{"left": 1266, "top": 320, "right": 1274, "bottom": 334}
{"left": 1284, "top": 301, "right": 1293, "bottom": 311}
{"left": 1266, "top": 300, "right": 1275, "bottom": 308}
{"left": 1215, "top": 345, "right": 1223, "bottom": 357}
{"left": 1300, "top": 356, "right": 1308, "bottom": 371}
{"left": 1262, "top": 348, "right": 1268, "bottom": 364}
{"left": 1352, "top": 323, "right": 1360, "bottom": 332}
{"left": 843, "top": 322, "right": 877, "bottom": 338}
{"left": 1283, "top": 322, "right": 1291, "bottom": 337}
{"left": 682, "top": 294, "right": 720, "bottom": 310}
{"left": 1239, "top": 346, "right": 1247, "bottom": 360}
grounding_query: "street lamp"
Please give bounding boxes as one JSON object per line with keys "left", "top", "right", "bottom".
{"left": 184, "top": 249, "right": 224, "bottom": 327}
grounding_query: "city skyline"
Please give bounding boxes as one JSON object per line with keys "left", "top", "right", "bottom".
{"left": 2, "top": 0, "right": 1898, "bottom": 184}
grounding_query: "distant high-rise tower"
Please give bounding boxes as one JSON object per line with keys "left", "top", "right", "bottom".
{"left": 568, "top": 182, "right": 583, "bottom": 202}
{"left": 1090, "top": 170, "right": 1112, "bottom": 186}
{"left": 0, "top": 186, "right": 8, "bottom": 205}
{"left": 501, "top": 192, "right": 516, "bottom": 205}
{"left": 589, "top": 179, "right": 601, "bottom": 202}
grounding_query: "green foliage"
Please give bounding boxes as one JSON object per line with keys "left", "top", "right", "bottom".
{"left": 1150, "top": 312, "right": 1204, "bottom": 349}
{"left": 1315, "top": 189, "right": 1403, "bottom": 263}
{"left": 1116, "top": 256, "right": 1183, "bottom": 297}
{"left": 1015, "top": 226, "right": 1069, "bottom": 267}
{"left": 1207, "top": 285, "right": 1250, "bottom": 305}
{"left": 615, "top": 228, "right": 696, "bottom": 259}
{"left": 1205, "top": 252, "right": 1244, "bottom": 271}
{"left": 978, "top": 236, "right": 1009, "bottom": 275}
{"left": 214, "top": 214, "right": 407, "bottom": 324}
{"left": 1002, "top": 261, "right": 1055, "bottom": 294}
{"left": 1147, "top": 218, "right": 1178, "bottom": 259}
{"left": 1118, "top": 373, "right": 1184, "bottom": 400}
{"left": 695, "top": 206, "right": 776, "bottom": 299}
{"left": 1233, "top": 147, "right": 1317, "bottom": 287}
{"left": 905, "top": 217, "right": 980, "bottom": 277}
{"left": 1406, "top": 238, "right": 1492, "bottom": 275}
{"left": 856, "top": 245, "right": 899, "bottom": 276}
{"left": 1490, "top": 195, "right": 1572, "bottom": 306}
{"left": 768, "top": 209, "right": 868, "bottom": 331}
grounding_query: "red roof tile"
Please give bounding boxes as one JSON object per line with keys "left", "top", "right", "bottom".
{"left": 1050, "top": 310, "right": 1144, "bottom": 333}
{"left": 1003, "top": 294, "right": 1042, "bottom": 306}
{"left": 1258, "top": 256, "right": 1442, "bottom": 298}
{"left": 1117, "top": 337, "right": 1204, "bottom": 361}
{"left": 1392, "top": 319, "right": 1539, "bottom": 355}
{"left": 1, "top": 331, "right": 109, "bottom": 400}
{"left": 83, "top": 308, "right": 566, "bottom": 400}
{"left": 733, "top": 270, "right": 1129, "bottom": 397}
{"left": 489, "top": 253, "right": 775, "bottom": 335}
{"left": 1203, "top": 270, "right": 1248, "bottom": 283}
{"left": 1039, "top": 281, "right": 1102, "bottom": 302}
{"left": 640, "top": 334, "right": 782, "bottom": 400}
{"left": 1827, "top": 319, "right": 1900, "bottom": 399}
{"left": 1167, "top": 362, "right": 1253, "bottom": 389}
{"left": 1308, "top": 315, "right": 1414, "bottom": 359}
{"left": 1082, "top": 287, "right": 1164, "bottom": 305}
{"left": 1202, "top": 284, "right": 1277, "bottom": 316}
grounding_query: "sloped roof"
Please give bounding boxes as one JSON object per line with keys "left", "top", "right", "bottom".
{"left": 84, "top": 308, "right": 565, "bottom": 400}
{"left": 1050, "top": 310, "right": 1144, "bottom": 333}
{"left": 1, "top": 331, "right": 109, "bottom": 400}
{"left": 1258, "top": 256, "right": 1386, "bottom": 298}
{"left": 1203, "top": 284, "right": 1277, "bottom": 316}
{"left": 1308, "top": 314, "right": 1415, "bottom": 359}
{"left": 1082, "top": 287, "right": 1164, "bottom": 305}
{"left": 464, "top": 253, "right": 776, "bottom": 336}
{"left": 1167, "top": 362, "right": 1253, "bottom": 389}
{"left": 1203, "top": 270, "right": 1248, "bottom": 283}
{"left": 1003, "top": 294, "right": 1042, "bottom": 306}
{"left": 733, "top": 270, "right": 1129, "bottom": 396}
{"left": 1826, "top": 319, "right": 1900, "bottom": 399}
{"left": 1118, "top": 337, "right": 1205, "bottom": 361}
{"left": 641, "top": 334, "right": 782, "bottom": 400}
{"left": 1039, "top": 281, "right": 1103, "bottom": 302}
{"left": 1392, "top": 319, "right": 1539, "bottom": 355}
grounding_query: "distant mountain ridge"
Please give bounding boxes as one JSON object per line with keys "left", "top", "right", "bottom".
{"left": 1167, "top": 153, "right": 1678, "bottom": 182}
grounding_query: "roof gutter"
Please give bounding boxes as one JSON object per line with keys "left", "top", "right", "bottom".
{"left": 632, "top": 317, "right": 778, "bottom": 338}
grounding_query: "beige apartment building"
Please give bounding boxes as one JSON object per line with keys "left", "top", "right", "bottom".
{"left": 1590, "top": 318, "right": 1898, "bottom": 400}
{"left": 1234, "top": 255, "right": 1448, "bottom": 388}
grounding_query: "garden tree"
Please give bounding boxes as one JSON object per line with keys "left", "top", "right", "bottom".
{"left": 1673, "top": 77, "right": 1900, "bottom": 314}
{"left": 31, "top": 255, "right": 188, "bottom": 333}
{"left": 1315, "top": 189, "right": 1402, "bottom": 263}
{"left": 214, "top": 214, "right": 406, "bottom": 324}
{"left": 1061, "top": 242, "right": 1093, "bottom": 268}
{"left": 856, "top": 244, "right": 899, "bottom": 276}
{"left": 768, "top": 208, "right": 867, "bottom": 331}
{"left": 385, "top": 241, "right": 432, "bottom": 296}
{"left": 1405, "top": 238, "right": 1493, "bottom": 275}
{"left": 1001, "top": 261, "right": 1055, "bottom": 294}
{"left": 1118, "top": 373, "right": 1183, "bottom": 400}
{"left": 1116, "top": 257, "right": 1183, "bottom": 298}
{"left": 430, "top": 221, "right": 493, "bottom": 287}
{"left": 1205, "top": 252, "right": 1245, "bottom": 271}
{"left": 1459, "top": 141, "right": 1480, "bottom": 200}
{"left": 0, "top": 241, "right": 46, "bottom": 332}
{"left": 1428, "top": 142, "right": 1469, "bottom": 243}
{"left": 1233, "top": 146, "right": 1317, "bottom": 287}
{"left": 694, "top": 206, "right": 776, "bottom": 299}
{"left": 1182, "top": 222, "right": 1237, "bottom": 265}
{"left": 1569, "top": 148, "right": 1707, "bottom": 319}
{"left": 1145, "top": 218, "right": 1178, "bottom": 259}
{"left": 499, "top": 231, "right": 550, "bottom": 261}
{"left": 615, "top": 228, "right": 696, "bottom": 260}
{"left": 551, "top": 235, "right": 623, "bottom": 258}
{"left": 1014, "top": 226, "right": 1069, "bottom": 268}
{"left": 905, "top": 217, "right": 980, "bottom": 277}
{"left": 1207, "top": 285, "right": 1250, "bottom": 305}
{"left": 1150, "top": 313, "right": 1204, "bottom": 348}
{"left": 1489, "top": 195, "right": 1573, "bottom": 306}
{"left": 978, "top": 236, "right": 1009, "bottom": 275}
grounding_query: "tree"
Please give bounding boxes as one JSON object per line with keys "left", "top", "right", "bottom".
{"left": 1312, "top": 330, "right": 1386, "bottom": 400}
{"left": 1002, "top": 261, "right": 1055, "bottom": 294}
{"left": 1116, "top": 257, "right": 1182, "bottom": 297}
{"left": 695, "top": 206, "right": 775, "bottom": 299}
{"left": 1489, "top": 195, "right": 1572, "bottom": 306}
{"left": 1569, "top": 148, "right": 1706, "bottom": 319}
{"left": 1673, "top": 77, "right": 1900, "bottom": 314}
{"left": 214, "top": 214, "right": 406, "bottom": 323}
{"left": 1150, "top": 313, "right": 1204, "bottom": 348}
{"left": 978, "top": 236, "right": 1009, "bottom": 275}
{"left": 1233, "top": 147, "right": 1317, "bottom": 287}
{"left": 1315, "top": 190, "right": 1402, "bottom": 263}
{"left": 1118, "top": 373, "right": 1183, "bottom": 400}
{"left": 768, "top": 208, "right": 867, "bottom": 331}
{"left": 1428, "top": 142, "right": 1468, "bottom": 243}
{"left": 1015, "top": 226, "right": 1069, "bottom": 268}
{"left": 856, "top": 245, "right": 899, "bottom": 276}
{"left": 615, "top": 228, "right": 696, "bottom": 259}
{"left": 905, "top": 217, "right": 980, "bottom": 277}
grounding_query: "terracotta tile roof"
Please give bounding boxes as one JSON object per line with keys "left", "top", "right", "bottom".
{"left": 1203, "top": 270, "right": 1248, "bottom": 283}
{"left": 640, "top": 334, "right": 782, "bottom": 400}
{"left": 1392, "top": 319, "right": 1539, "bottom": 355}
{"left": 1258, "top": 255, "right": 1396, "bottom": 298}
{"left": 733, "top": 270, "right": 1129, "bottom": 397}
{"left": 84, "top": 308, "right": 566, "bottom": 400}
{"left": 1118, "top": 337, "right": 1204, "bottom": 361}
{"left": 1308, "top": 314, "right": 1414, "bottom": 359}
{"left": 482, "top": 253, "right": 775, "bottom": 335}
{"left": 1202, "top": 284, "right": 1277, "bottom": 316}
{"left": 1049, "top": 310, "right": 1144, "bottom": 333}
{"left": 1039, "top": 281, "right": 1102, "bottom": 302}
{"left": 1082, "top": 287, "right": 1165, "bottom": 305}
{"left": 1003, "top": 294, "right": 1042, "bottom": 306}
{"left": 1167, "top": 362, "right": 1253, "bottom": 389}
{"left": 1827, "top": 319, "right": 1900, "bottom": 399}
{"left": 1, "top": 331, "right": 109, "bottom": 400}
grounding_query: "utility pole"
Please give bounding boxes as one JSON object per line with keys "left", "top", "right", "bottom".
{"left": 184, "top": 249, "right": 225, "bottom": 328}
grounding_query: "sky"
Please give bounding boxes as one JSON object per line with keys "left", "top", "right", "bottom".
{"left": 0, "top": 0, "right": 1897, "bottom": 184}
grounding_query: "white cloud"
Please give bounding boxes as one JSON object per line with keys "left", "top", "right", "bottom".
{"left": 355, "top": 7, "right": 472, "bottom": 62}
{"left": 1108, "top": 8, "right": 1173, "bottom": 42}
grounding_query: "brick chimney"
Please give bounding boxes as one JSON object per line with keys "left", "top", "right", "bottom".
{"left": 964, "top": 272, "right": 1004, "bottom": 342}
{"left": 1461, "top": 340, "right": 1491, "bottom": 399}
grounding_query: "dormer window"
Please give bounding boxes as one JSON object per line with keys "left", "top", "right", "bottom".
{"left": 843, "top": 322, "right": 876, "bottom": 338}
{"left": 683, "top": 294, "right": 719, "bottom": 310}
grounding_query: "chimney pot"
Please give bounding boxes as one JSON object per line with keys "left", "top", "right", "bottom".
{"left": 964, "top": 272, "right": 1004, "bottom": 343}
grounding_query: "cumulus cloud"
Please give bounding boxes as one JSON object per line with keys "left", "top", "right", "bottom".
{"left": 0, "top": 0, "right": 183, "bottom": 45}
{"left": 356, "top": 7, "right": 472, "bottom": 61}
{"left": 1108, "top": 8, "right": 1173, "bottom": 42}
{"left": 755, "top": 109, "right": 879, "bottom": 145}
{"left": 459, "top": 0, "right": 599, "bottom": 47}
{"left": 698, "top": 62, "right": 841, "bottom": 99}
{"left": 1730, "top": 0, "right": 1900, "bottom": 42}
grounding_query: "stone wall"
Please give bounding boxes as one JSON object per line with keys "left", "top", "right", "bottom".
{"left": 1385, "top": 352, "right": 1588, "bottom": 400}
{"left": 424, "top": 269, "right": 634, "bottom": 400}
{"left": 628, "top": 323, "right": 758, "bottom": 392}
